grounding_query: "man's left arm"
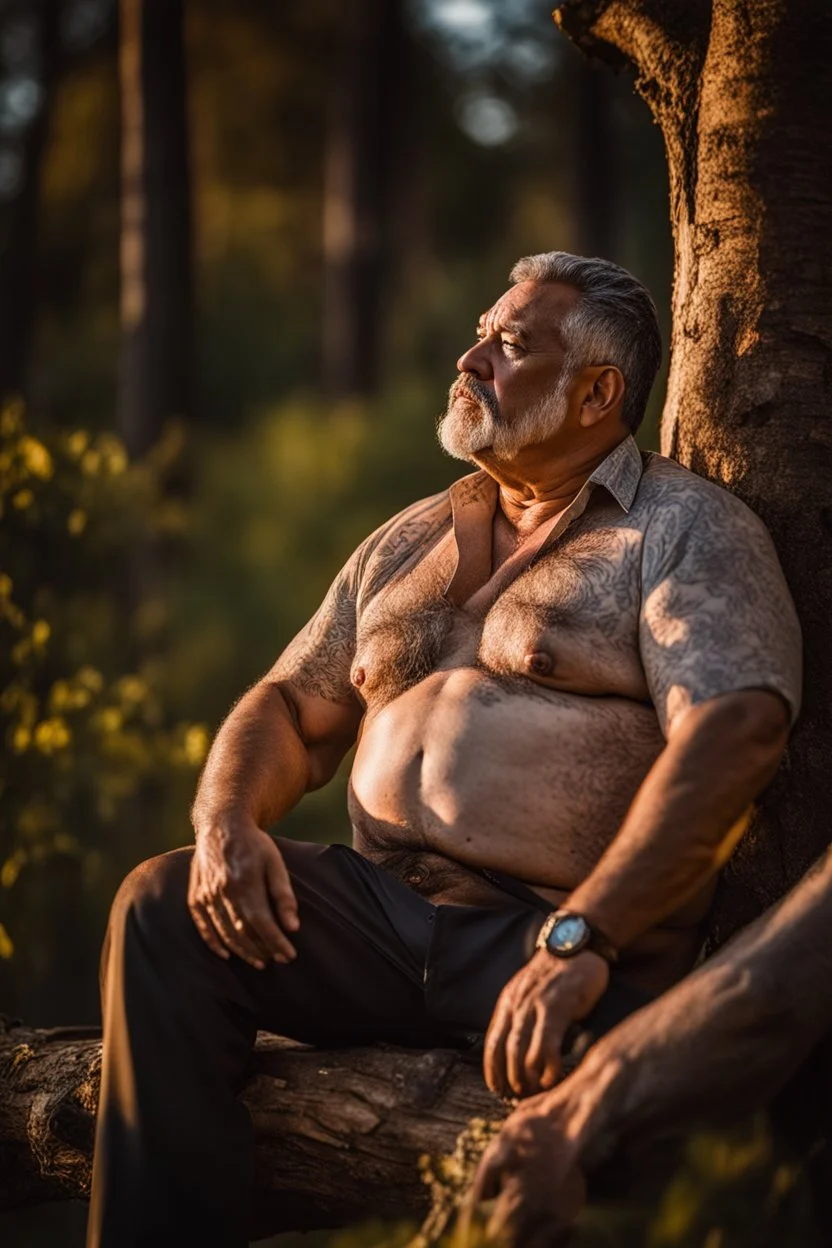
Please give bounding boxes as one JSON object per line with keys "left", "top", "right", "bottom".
{"left": 484, "top": 485, "right": 802, "bottom": 1098}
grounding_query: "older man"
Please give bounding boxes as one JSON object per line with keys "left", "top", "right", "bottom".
{"left": 87, "top": 253, "right": 800, "bottom": 1248}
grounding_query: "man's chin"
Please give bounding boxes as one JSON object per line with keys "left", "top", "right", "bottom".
{"left": 437, "top": 416, "right": 489, "bottom": 462}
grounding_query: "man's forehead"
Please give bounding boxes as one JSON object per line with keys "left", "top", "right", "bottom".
{"left": 479, "top": 280, "right": 579, "bottom": 342}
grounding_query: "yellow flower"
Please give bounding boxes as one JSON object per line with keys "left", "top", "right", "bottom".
{"left": 11, "top": 724, "right": 30, "bottom": 752}
{"left": 66, "top": 430, "right": 89, "bottom": 458}
{"left": 0, "top": 399, "right": 23, "bottom": 438}
{"left": 18, "top": 435, "right": 53, "bottom": 480}
{"left": 12, "top": 488, "right": 33, "bottom": 509}
{"left": 77, "top": 666, "right": 104, "bottom": 694}
{"left": 67, "top": 508, "right": 87, "bottom": 535}
{"left": 116, "top": 675, "right": 148, "bottom": 706}
{"left": 81, "top": 448, "right": 102, "bottom": 476}
{"left": 11, "top": 639, "right": 30, "bottom": 665}
{"left": 97, "top": 707, "right": 123, "bottom": 734}
{"left": 1, "top": 850, "right": 25, "bottom": 889}
{"left": 33, "top": 717, "right": 72, "bottom": 753}
{"left": 31, "top": 619, "right": 50, "bottom": 648}
{"left": 98, "top": 434, "right": 128, "bottom": 475}
{"left": 0, "top": 922, "right": 14, "bottom": 959}
{"left": 183, "top": 724, "right": 210, "bottom": 766}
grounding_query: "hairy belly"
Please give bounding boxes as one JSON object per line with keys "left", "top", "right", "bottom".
{"left": 351, "top": 667, "right": 666, "bottom": 890}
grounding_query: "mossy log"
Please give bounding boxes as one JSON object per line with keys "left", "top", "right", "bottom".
{"left": 0, "top": 1015, "right": 506, "bottom": 1238}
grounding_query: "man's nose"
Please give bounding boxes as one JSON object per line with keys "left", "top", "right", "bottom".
{"left": 456, "top": 339, "right": 492, "bottom": 378}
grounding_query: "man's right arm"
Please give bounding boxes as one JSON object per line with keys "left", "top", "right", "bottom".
{"left": 188, "top": 541, "right": 369, "bottom": 970}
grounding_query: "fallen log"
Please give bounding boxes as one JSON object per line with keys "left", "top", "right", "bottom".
{"left": 0, "top": 1015, "right": 506, "bottom": 1238}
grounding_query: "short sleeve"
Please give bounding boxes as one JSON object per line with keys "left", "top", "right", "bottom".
{"left": 639, "top": 484, "right": 802, "bottom": 738}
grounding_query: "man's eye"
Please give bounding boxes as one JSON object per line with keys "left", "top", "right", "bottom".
{"left": 502, "top": 340, "right": 523, "bottom": 353}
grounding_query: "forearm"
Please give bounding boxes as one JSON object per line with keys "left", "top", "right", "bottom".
{"left": 191, "top": 680, "right": 310, "bottom": 833}
{"left": 568, "top": 691, "right": 789, "bottom": 949}
{"left": 567, "top": 852, "right": 832, "bottom": 1165}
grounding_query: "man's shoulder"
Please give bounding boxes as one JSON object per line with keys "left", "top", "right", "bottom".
{"left": 635, "top": 451, "right": 764, "bottom": 526}
{"left": 634, "top": 451, "right": 779, "bottom": 582}
{"left": 351, "top": 483, "right": 455, "bottom": 596}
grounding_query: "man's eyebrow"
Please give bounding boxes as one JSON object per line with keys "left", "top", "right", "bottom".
{"left": 476, "top": 316, "right": 530, "bottom": 342}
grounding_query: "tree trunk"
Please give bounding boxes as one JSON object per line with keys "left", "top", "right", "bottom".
{"left": 0, "top": 0, "right": 62, "bottom": 406}
{"left": 322, "top": 0, "right": 408, "bottom": 399}
{"left": 118, "top": 0, "right": 193, "bottom": 457}
{"left": 555, "top": 0, "right": 832, "bottom": 946}
{"left": 0, "top": 1017, "right": 504, "bottom": 1237}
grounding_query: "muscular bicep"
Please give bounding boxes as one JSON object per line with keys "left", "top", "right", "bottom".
{"left": 266, "top": 561, "right": 364, "bottom": 787}
{"left": 639, "top": 488, "right": 802, "bottom": 739}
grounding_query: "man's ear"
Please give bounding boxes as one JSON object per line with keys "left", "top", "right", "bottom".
{"left": 578, "top": 366, "right": 626, "bottom": 428}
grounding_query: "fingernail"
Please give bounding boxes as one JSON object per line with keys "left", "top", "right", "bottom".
{"left": 273, "top": 953, "right": 287, "bottom": 964}
{"left": 286, "top": 915, "right": 299, "bottom": 931}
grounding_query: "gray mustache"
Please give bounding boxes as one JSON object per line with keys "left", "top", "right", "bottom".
{"left": 450, "top": 378, "right": 499, "bottom": 419}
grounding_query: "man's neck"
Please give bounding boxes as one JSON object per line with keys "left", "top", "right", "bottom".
{"left": 477, "top": 436, "right": 627, "bottom": 539}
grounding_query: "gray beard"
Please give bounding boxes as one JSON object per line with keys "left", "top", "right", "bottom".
{"left": 437, "top": 375, "right": 570, "bottom": 462}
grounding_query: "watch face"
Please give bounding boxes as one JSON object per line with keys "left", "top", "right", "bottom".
{"left": 548, "top": 914, "right": 589, "bottom": 955}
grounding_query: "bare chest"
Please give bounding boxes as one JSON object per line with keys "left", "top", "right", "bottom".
{"left": 353, "top": 522, "right": 650, "bottom": 708}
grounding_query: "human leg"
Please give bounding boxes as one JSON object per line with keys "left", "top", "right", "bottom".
{"left": 86, "top": 840, "right": 448, "bottom": 1248}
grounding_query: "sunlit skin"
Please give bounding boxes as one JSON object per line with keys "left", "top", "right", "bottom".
{"left": 189, "top": 277, "right": 790, "bottom": 1108}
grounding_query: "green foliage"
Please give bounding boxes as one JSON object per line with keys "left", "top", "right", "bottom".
{"left": 0, "top": 400, "right": 208, "bottom": 968}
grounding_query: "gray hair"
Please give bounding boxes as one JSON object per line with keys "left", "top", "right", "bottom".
{"left": 510, "top": 252, "right": 662, "bottom": 431}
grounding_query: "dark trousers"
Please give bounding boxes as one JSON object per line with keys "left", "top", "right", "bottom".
{"left": 86, "top": 839, "right": 649, "bottom": 1248}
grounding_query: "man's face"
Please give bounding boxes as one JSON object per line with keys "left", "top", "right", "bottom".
{"left": 438, "top": 280, "right": 580, "bottom": 463}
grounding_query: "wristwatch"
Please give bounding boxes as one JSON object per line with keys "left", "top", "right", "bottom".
{"left": 536, "top": 909, "right": 619, "bottom": 965}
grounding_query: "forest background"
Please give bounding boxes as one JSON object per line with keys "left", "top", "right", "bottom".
{"left": 0, "top": 0, "right": 671, "bottom": 1241}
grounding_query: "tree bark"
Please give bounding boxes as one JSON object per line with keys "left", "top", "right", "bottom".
{"left": 0, "top": 1017, "right": 504, "bottom": 1237}
{"left": 118, "top": 0, "right": 193, "bottom": 457}
{"left": 555, "top": 0, "right": 832, "bottom": 945}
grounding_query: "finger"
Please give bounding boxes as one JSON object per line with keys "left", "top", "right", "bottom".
{"left": 486, "top": 1179, "right": 525, "bottom": 1246}
{"left": 471, "top": 1139, "right": 510, "bottom": 1205}
{"left": 206, "top": 898, "right": 266, "bottom": 969}
{"left": 189, "top": 901, "right": 229, "bottom": 960}
{"left": 524, "top": 1005, "right": 558, "bottom": 1096}
{"left": 483, "top": 1006, "right": 513, "bottom": 1097}
{"left": 222, "top": 895, "right": 280, "bottom": 962}
{"left": 230, "top": 892, "right": 297, "bottom": 963}
{"left": 540, "top": 1045, "right": 563, "bottom": 1090}
{"left": 506, "top": 1011, "right": 537, "bottom": 1098}
{"left": 218, "top": 896, "right": 274, "bottom": 968}
{"left": 265, "top": 850, "right": 300, "bottom": 932}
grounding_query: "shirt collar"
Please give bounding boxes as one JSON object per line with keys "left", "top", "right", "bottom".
{"left": 444, "top": 436, "right": 643, "bottom": 609}
{"left": 586, "top": 434, "right": 643, "bottom": 513}
{"left": 448, "top": 434, "right": 643, "bottom": 522}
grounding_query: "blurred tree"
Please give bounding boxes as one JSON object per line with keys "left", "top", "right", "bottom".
{"left": 118, "top": 0, "right": 192, "bottom": 456}
{"left": 572, "top": 55, "right": 615, "bottom": 257}
{"left": 556, "top": 0, "right": 832, "bottom": 946}
{"left": 0, "top": 0, "right": 62, "bottom": 405}
{"left": 322, "top": 0, "right": 410, "bottom": 399}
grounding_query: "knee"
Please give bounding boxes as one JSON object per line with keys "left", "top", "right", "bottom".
{"left": 108, "top": 847, "right": 194, "bottom": 945}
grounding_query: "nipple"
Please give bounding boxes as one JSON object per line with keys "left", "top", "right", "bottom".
{"left": 524, "top": 650, "right": 554, "bottom": 677}
{"left": 352, "top": 666, "right": 366, "bottom": 688}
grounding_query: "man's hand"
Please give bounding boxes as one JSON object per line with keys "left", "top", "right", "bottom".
{"left": 188, "top": 814, "right": 300, "bottom": 969}
{"left": 462, "top": 1092, "right": 587, "bottom": 1248}
{"left": 484, "top": 949, "right": 609, "bottom": 1098}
